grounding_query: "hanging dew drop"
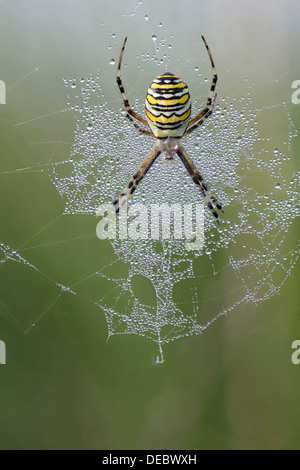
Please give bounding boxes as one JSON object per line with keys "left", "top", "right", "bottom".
{"left": 109, "top": 59, "right": 116, "bottom": 65}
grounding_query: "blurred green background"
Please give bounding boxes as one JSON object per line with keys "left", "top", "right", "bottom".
{"left": 0, "top": 0, "right": 299, "bottom": 450}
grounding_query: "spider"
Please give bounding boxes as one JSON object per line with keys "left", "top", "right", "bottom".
{"left": 112, "top": 36, "right": 224, "bottom": 224}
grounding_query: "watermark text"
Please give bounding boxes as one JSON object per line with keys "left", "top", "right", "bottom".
{"left": 102, "top": 453, "right": 197, "bottom": 466}
{"left": 0, "top": 80, "right": 6, "bottom": 104}
{"left": 291, "top": 340, "right": 300, "bottom": 365}
{"left": 96, "top": 202, "right": 204, "bottom": 250}
{"left": 291, "top": 80, "right": 300, "bottom": 104}
{"left": 0, "top": 340, "right": 6, "bottom": 365}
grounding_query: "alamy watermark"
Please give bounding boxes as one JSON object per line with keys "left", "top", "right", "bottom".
{"left": 96, "top": 202, "right": 205, "bottom": 250}
{"left": 291, "top": 340, "right": 300, "bottom": 365}
{"left": 0, "top": 80, "right": 6, "bottom": 104}
{"left": 291, "top": 80, "right": 300, "bottom": 104}
{"left": 0, "top": 340, "right": 6, "bottom": 365}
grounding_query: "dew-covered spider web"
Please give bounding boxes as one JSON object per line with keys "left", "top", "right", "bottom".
{"left": 0, "top": 0, "right": 299, "bottom": 363}
{"left": 48, "top": 40, "right": 299, "bottom": 362}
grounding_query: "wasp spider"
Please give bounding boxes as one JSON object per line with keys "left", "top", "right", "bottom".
{"left": 112, "top": 36, "right": 224, "bottom": 224}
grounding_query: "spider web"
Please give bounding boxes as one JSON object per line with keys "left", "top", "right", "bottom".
{"left": 47, "top": 25, "right": 299, "bottom": 362}
{"left": 0, "top": 0, "right": 299, "bottom": 364}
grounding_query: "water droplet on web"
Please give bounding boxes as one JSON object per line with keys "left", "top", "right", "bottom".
{"left": 109, "top": 59, "right": 116, "bottom": 65}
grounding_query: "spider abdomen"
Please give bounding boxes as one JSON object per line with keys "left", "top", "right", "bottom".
{"left": 145, "top": 73, "right": 191, "bottom": 138}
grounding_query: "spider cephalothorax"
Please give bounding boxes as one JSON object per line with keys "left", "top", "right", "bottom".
{"left": 112, "top": 36, "right": 223, "bottom": 224}
{"left": 157, "top": 137, "right": 179, "bottom": 162}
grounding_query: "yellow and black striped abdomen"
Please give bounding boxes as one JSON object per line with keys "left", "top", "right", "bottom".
{"left": 145, "top": 73, "right": 191, "bottom": 138}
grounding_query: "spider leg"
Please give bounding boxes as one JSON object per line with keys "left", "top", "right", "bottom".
{"left": 112, "top": 145, "right": 161, "bottom": 212}
{"left": 184, "top": 93, "right": 217, "bottom": 135}
{"left": 117, "top": 37, "right": 153, "bottom": 136}
{"left": 177, "top": 145, "right": 223, "bottom": 224}
{"left": 185, "top": 35, "right": 217, "bottom": 135}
